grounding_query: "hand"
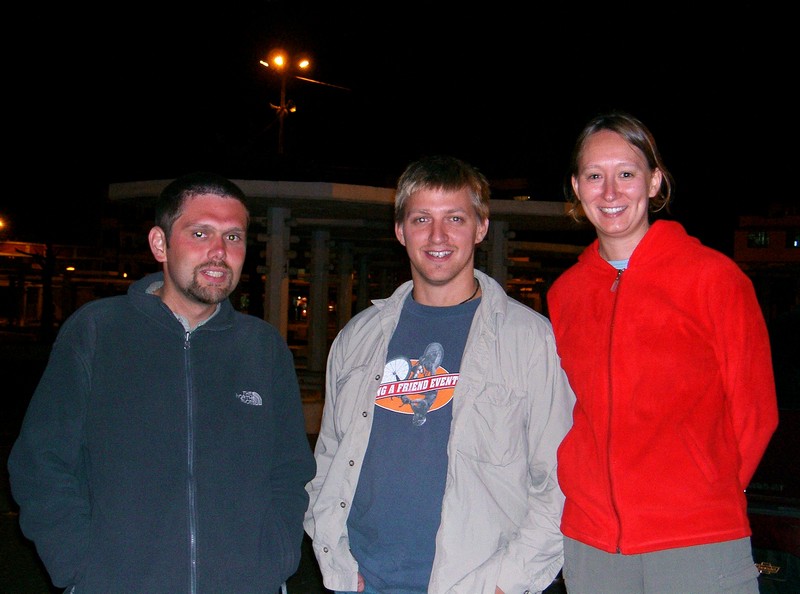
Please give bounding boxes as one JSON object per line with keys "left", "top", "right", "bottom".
{"left": 357, "top": 572, "right": 365, "bottom": 592}
{"left": 495, "top": 588, "right": 505, "bottom": 594}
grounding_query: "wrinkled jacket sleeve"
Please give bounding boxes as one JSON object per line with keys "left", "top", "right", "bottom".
{"left": 713, "top": 265, "right": 778, "bottom": 487}
{"left": 495, "top": 329, "right": 575, "bottom": 594}
{"left": 303, "top": 327, "right": 362, "bottom": 592}
{"left": 7, "top": 323, "right": 92, "bottom": 588}
{"left": 437, "top": 311, "right": 575, "bottom": 594}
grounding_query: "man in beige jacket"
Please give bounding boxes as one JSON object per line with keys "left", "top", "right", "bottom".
{"left": 304, "top": 155, "right": 575, "bottom": 594}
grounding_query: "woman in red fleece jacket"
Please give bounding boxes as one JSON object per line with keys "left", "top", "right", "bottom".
{"left": 547, "top": 111, "right": 778, "bottom": 594}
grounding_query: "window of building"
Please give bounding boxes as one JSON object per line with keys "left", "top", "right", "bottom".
{"left": 747, "top": 231, "right": 770, "bottom": 248}
{"left": 787, "top": 230, "right": 800, "bottom": 249}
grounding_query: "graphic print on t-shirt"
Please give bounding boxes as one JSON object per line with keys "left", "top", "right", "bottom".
{"left": 377, "top": 342, "right": 457, "bottom": 426}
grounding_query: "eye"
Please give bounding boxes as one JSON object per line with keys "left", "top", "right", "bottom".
{"left": 226, "top": 233, "right": 242, "bottom": 242}
{"left": 588, "top": 173, "right": 601, "bottom": 180}
{"left": 193, "top": 231, "right": 206, "bottom": 238}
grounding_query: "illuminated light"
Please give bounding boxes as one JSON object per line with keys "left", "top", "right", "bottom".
{"left": 756, "top": 561, "right": 781, "bottom": 575}
{"left": 66, "top": 266, "right": 76, "bottom": 271}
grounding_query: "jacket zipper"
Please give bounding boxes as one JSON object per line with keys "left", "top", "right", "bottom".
{"left": 184, "top": 331, "right": 199, "bottom": 594}
{"left": 608, "top": 268, "right": 624, "bottom": 552}
{"left": 610, "top": 268, "right": 623, "bottom": 292}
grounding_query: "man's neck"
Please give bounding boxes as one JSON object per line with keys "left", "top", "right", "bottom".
{"left": 411, "top": 274, "right": 479, "bottom": 307}
{"left": 155, "top": 285, "right": 218, "bottom": 330}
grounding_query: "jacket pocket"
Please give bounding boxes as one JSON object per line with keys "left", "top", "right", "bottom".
{"left": 260, "top": 512, "right": 297, "bottom": 582}
{"left": 718, "top": 550, "right": 760, "bottom": 588}
{"left": 681, "top": 422, "right": 720, "bottom": 484}
{"left": 455, "top": 382, "right": 526, "bottom": 466}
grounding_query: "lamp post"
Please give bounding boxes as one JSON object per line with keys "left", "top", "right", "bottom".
{"left": 259, "top": 50, "right": 350, "bottom": 155}
{"left": 259, "top": 50, "right": 310, "bottom": 155}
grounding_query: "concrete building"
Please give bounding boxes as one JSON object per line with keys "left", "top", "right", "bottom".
{"left": 106, "top": 179, "right": 593, "bottom": 432}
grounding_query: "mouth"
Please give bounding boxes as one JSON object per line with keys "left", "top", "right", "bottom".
{"left": 199, "top": 265, "right": 230, "bottom": 282}
{"left": 598, "top": 206, "right": 626, "bottom": 215}
{"left": 426, "top": 250, "right": 452, "bottom": 259}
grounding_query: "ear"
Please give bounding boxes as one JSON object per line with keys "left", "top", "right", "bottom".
{"left": 395, "top": 222, "right": 406, "bottom": 246}
{"left": 649, "top": 168, "right": 663, "bottom": 198}
{"left": 149, "top": 227, "right": 168, "bottom": 263}
{"left": 571, "top": 175, "right": 580, "bottom": 199}
{"left": 474, "top": 218, "right": 489, "bottom": 244}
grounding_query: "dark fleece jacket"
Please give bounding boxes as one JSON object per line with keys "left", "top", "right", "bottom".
{"left": 8, "top": 272, "right": 316, "bottom": 593}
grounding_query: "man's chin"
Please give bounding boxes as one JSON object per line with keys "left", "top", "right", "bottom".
{"left": 190, "top": 285, "right": 232, "bottom": 305}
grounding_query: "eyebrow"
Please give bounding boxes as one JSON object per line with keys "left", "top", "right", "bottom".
{"left": 407, "top": 206, "right": 470, "bottom": 215}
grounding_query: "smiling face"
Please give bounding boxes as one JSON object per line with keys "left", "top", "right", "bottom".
{"left": 572, "top": 129, "right": 662, "bottom": 260}
{"left": 395, "top": 186, "right": 488, "bottom": 306}
{"left": 148, "top": 193, "right": 248, "bottom": 327}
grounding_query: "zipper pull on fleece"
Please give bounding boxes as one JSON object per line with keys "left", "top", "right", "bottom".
{"left": 610, "top": 268, "right": 624, "bottom": 292}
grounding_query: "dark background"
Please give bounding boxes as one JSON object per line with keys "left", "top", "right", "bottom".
{"left": 3, "top": 4, "right": 796, "bottom": 255}
{"left": 2, "top": 6, "right": 798, "bottom": 591}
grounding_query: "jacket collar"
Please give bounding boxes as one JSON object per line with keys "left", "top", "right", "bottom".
{"left": 580, "top": 220, "right": 692, "bottom": 271}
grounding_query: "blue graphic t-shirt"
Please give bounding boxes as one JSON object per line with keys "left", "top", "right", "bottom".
{"left": 347, "top": 292, "right": 479, "bottom": 594}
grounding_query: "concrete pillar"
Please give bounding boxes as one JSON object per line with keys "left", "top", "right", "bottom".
{"left": 336, "top": 242, "right": 354, "bottom": 330}
{"left": 486, "top": 220, "right": 509, "bottom": 290}
{"left": 307, "top": 229, "right": 330, "bottom": 375}
{"left": 378, "top": 266, "right": 392, "bottom": 299}
{"left": 356, "top": 255, "right": 370, "bottom": 313}
{"left": 263, "top": 207, "right": 291, "bottom": 338}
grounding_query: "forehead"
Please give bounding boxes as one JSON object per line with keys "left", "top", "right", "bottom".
{"left": 405, "top": 186, "right": 473, "bottom": 212}
{"left": 580, "top": 129, "right": 646, "bottom": 167}
{"left": 178, "top": 194, "right": 248, "bottom": 225}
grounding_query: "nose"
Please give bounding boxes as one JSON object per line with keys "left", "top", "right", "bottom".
{"left": 602, "top": 179, "right": 617, "bottom": 202}
{"left": 429, "top": 219, "right": 448, "bottom": 243}
{"left": 208, "top": 235, "right": 226, "bottom": 260}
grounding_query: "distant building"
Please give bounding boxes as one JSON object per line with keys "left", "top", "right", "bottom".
{"left": 734, "top": 211, "right": 800, "bottom": 324}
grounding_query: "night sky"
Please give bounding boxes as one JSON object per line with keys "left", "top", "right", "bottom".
{"left": 4, "top": 4, "right": 795, "bottom": 254}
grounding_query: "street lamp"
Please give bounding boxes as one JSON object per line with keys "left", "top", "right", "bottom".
{"left": 259, "top": 50, "right": 311, "bottom": 155}
{"left": 259, "top": 50, "right": 350, "bottom": 155}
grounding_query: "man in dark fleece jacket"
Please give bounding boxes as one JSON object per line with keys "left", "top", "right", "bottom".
{"left": 8, "top": 172, "right": 316, "bottom": 593}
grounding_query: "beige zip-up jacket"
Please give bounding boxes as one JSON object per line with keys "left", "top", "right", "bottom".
{"left": 304, "top": 270, "right": 575, "bottom": 594}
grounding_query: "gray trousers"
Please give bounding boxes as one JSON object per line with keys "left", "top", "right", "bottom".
{"left": 563, "top": 536, "right": 760, "bottom": 594}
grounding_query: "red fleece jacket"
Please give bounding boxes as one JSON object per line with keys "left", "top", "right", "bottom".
{"left": 548, "top": 220, "right": 778, "bottom": 554}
